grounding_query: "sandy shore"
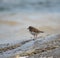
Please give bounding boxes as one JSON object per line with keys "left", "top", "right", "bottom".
{"left": 0, "top": 12, "right": 60, "bottom": 58}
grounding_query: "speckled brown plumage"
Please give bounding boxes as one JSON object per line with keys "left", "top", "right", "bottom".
{"left": 28, "top": 26, "right": 44, "bottom": 39}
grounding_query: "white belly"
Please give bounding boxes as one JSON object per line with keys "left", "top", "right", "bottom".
{"left": 30, "top": 32, "right": 37, "bottom": 35}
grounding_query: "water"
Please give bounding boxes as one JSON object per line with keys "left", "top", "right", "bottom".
{"left": 0, "top": 1, "right": 60, "bottom": 58}
{"left": 0, "top": 0, "right": 60, "bottom": 13}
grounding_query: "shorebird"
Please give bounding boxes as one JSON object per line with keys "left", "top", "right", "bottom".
{"left": 27, "top": 26, "right": 44, "bottom": 39}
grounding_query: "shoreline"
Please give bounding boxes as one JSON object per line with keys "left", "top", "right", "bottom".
{"left": 0, "top": 33, "right": 60, "bottom": 58}
{"left": 0, "top": 12, "right": 60, "bottom": 58}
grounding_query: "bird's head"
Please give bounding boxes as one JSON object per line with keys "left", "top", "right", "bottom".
{"left": 27, "top": 26, "right": 33, "bottom": 29}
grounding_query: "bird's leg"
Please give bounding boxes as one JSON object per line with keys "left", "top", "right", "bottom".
{"left": 35, "top": 34, "right": 37, "bottom": 39}
{"left": 34, "top": 35, "right": 35, "bottom": 39}
{"left": 34, "top": 34, "right": 37, "bottom": 39}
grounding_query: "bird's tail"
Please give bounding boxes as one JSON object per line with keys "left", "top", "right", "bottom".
{"left": 40, "top": 31, "right": 44, "bottom": 33}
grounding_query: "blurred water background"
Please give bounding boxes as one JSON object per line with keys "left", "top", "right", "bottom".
{"left": 0, "top": 0, "right": 60, "bottom": 13}
{"left": 0, "top": 1, "right": 60, "bottom": 58}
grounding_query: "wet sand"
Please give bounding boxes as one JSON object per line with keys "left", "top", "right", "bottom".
{"left": 0, "top": 13, "right": 60, "bottom": 58}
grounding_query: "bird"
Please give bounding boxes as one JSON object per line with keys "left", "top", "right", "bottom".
{"left": 27, "top": 26, "right": 44, "bottom": 39}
